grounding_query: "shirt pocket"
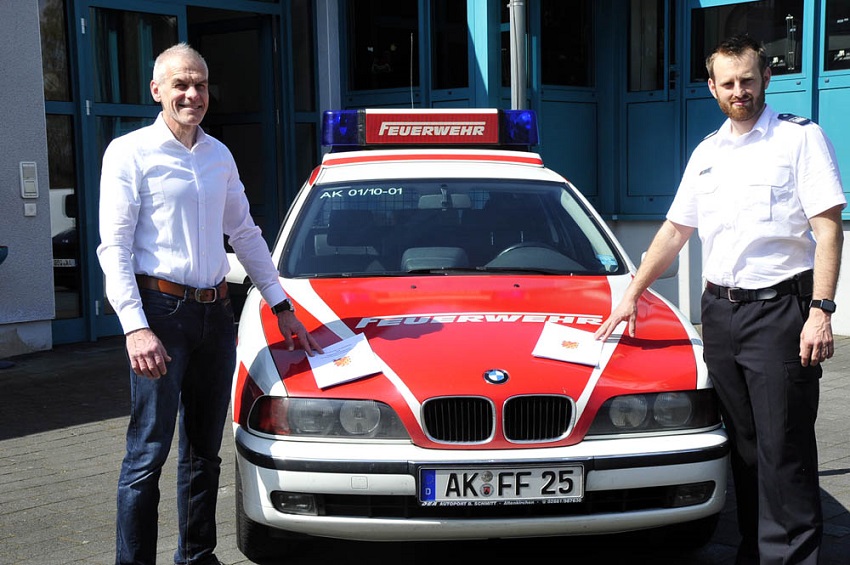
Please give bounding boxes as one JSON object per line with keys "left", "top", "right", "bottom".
{"left": 739, "top": 166, "right": 791, "bottom": 222}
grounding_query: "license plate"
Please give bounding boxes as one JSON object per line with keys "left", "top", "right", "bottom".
{"left": 419, "top": 464, "right": 584, "bottom": 506}
{"left": 53, "top": 259, "right": 76, "bottom": 267}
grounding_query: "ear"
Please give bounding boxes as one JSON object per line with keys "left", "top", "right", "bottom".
{"left": 762, "top": 66, "right": 772, "bottom": 90}
{"left": 150, "top": 80, "right": 161, "bottom": 103}
{"left": 707, "top": 78, "right": 718, "bottom": 100}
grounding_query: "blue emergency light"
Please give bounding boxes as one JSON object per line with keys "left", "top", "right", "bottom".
{"left": 322, "top": 109, "right": 539, "bottom": 150}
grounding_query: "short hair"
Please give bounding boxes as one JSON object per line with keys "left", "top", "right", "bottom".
{"left": 705, "top": 34, "right": 768, "bottom": 79}
{"left": 152, "top": 43, "right": 208, "bottom": 84}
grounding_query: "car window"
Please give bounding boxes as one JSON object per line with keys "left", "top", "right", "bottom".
{"left": 281, "top": 179, "right": 624, "bottom": 277}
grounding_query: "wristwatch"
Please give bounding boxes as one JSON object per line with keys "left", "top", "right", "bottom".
{"left": 271, "top": 299, "right": 295, "bottom": 315}
{"left": 810, "top": 299, "right": 836, "bottom": 313}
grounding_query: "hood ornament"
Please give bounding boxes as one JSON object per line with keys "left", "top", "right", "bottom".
{"left": 483, "top": 369, "right": 509, "bottom": 384}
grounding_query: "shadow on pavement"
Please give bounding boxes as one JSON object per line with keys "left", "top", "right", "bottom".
{"left": 0, "top": 336, "right": 128, "bottom": 440}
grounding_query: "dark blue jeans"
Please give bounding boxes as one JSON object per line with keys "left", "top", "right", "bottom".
{"left": 115, "top": 289, "right": 235, "bottom": 565}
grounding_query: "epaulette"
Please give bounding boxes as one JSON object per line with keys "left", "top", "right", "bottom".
{"left": 703, "top": 129, "right": 718, "bottom": 140}
{"left": 778, "top": 113, "right": 812, "bottom": 125}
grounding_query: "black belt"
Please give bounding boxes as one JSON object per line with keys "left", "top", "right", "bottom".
{"left": 136, "top": 274, "right": 228, "bottom": 303}
{"left": 705, "top": 270, "right": 813, "bottom": 303}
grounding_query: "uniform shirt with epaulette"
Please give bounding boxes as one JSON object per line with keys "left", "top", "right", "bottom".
{"left": 667, "top": 104, "right": 846, "bottom": 290}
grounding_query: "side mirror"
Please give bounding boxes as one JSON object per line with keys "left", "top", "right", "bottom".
{"left": 641, "top": 252, "right": 678, "bottom": 280}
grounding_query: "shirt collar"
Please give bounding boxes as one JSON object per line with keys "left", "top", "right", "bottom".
{"left": 151, "top": 112, "right": 209, "bottom": 149}
{"left": 716, "top": 104, "right": 775, "bottom": 145}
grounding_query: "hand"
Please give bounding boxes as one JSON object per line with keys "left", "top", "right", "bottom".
{"left": 277, "top": 311, "right": 324, "bottom": 356}
{"left": 799, "top": 308, "right": 834, "bottom": 367}
{"left": 595, "top": 299, "right": 638, "bottom": 342}
{"left": 126, "top": 327, "right": 172, "bottom": 379}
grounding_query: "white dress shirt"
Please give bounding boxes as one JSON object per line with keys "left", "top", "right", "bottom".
{"left": 97, "top": 114, "right": 287, "bottom": 333}
{"left": 667, "top": 104, "right": 846, "bottom": 289}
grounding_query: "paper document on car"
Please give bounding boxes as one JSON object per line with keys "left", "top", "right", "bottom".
{"left": 532, "top": 322, "right": 603, "bottom": 367}
{"left": 309, "top": 332, "right": 383, "bottom": 388}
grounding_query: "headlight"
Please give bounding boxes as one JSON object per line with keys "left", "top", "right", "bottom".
{"left": 609, "top": 395, "right": 649, "bottom": 428}
{"left": 248, "top": 397, "right": 410, "bottom": 439}
{"left": 587, "top": 390, "right": 719, "bottom": 436}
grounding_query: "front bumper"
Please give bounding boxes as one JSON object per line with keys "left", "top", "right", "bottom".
{"left": 234, "top": 425, "right": 729, "bottom": 541}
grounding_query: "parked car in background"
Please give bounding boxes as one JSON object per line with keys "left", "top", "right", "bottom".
{"left": 230, "top": 109, "right": 728, "bottom": 562}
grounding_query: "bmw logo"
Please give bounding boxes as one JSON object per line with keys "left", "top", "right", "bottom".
{"left": 483, "top": 369, "right": 509, "bottom": 384}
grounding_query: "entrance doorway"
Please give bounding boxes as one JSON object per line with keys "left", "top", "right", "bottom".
{"left": 49, "top": 2, "right": 280, "bottom": 344}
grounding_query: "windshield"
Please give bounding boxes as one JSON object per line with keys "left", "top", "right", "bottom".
{"left": 281, "top": 179, "right": 625, "bottom": 277}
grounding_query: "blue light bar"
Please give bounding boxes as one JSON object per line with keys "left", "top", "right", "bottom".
{"left": 322, "top": 110, "right": 362, "bottom": 147}
{"left": 321, "top": 109, "right": 539, "bottom": 149}
{"left": 501, "top": 110, "right": 539, "bottom": 146}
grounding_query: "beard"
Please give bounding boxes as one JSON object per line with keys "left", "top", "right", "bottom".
{"left": 717, "top": 88, "right": 766, "bottom": 122}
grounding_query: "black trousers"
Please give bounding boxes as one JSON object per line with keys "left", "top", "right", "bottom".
{"left": 701, "top": 291, "right": 822, "bottom": 565}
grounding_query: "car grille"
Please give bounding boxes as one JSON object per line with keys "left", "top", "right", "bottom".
{"left": 422, "top": 395, "right": 573, "bottom": 443}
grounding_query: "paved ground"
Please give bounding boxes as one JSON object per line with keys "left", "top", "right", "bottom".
{"left": 1, "top": 335, "right": 849, "bottom": 565}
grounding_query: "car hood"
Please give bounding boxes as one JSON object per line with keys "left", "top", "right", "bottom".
{"left": 235, "top": 274, "right": 705, "bottom": 445}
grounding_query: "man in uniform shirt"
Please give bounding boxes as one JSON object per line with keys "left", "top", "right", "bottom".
{"left": 595, "top": 34, "right": 845, "bottom": 565}
{"left": 97, "top": 43, "right": 322, "bottom": 565}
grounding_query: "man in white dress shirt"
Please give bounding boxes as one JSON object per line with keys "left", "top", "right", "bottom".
{"left": 97, "top": 43, "right": 321, "bottom": 565}
{"left": 595, "top": 34, "right": 845, "bottom": 564}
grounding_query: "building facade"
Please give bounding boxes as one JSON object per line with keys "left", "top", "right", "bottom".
{"left": 1, "top": 0, "right": 849, "bottom": 357}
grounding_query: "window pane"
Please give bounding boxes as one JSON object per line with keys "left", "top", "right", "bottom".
{"left": 347, "top": 0, "right": 419, "bottom": 91}
{"left": 295, "top": 122, "right": 318, "bottom": 187}
{"left": 629, "top": 0, "right": 664, "bottom": 92}
{"left": 96, "top": 117, "right": 155, "bottom": 159}
{"left": 431, "top": 0, "right": 468, "bottom": 90}
{"left": 199, "top": 28, "right": 262, "bottom": 114}
{"left": 826, "top": 0, "right": 850, "bottom": 71}
{"left": 40, "top": 0, "right": 72, "bottom": 101}
{"left": 91, "top": 8, "right": 178, "bottom": 104}
{"left": 293, "top": 0, "right": 317, "bottom": 111}
{"left": 47, "top": 115, "right": 81, "bottom": 318}
{"left": 541, "top": 0, "right": 594, "bottom": 87}
{"left": 691, "top": 0, "right": 804, "bottom": 83}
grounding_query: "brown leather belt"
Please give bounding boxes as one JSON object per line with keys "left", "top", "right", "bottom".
{"left": 705, "top": 270, "right": 813, "bottom": 303}
{"left": 136, "top": 274, "right": 228, "bottom": 303}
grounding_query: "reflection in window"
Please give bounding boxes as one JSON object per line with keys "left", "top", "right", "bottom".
{"left": 40, "top": 0, "right": 71, "bottom": 101}
{"left": 826, "top": 0, "right": 850, "bottom": 71}
{"left": 90, "top": 8, "right": 177, "bottom": 104}
{"left": 347, "top": 0, "right": 419, "bottom": 91}
{"left": 431, "top": 0, "right": 468, "bottom": 90}
{"left": 691, "top": 0, "right": 804, "bottom": 83}
{"left": 46, "top": 115, "right": 81, "bottom": 318}
{"left": 629, "top": 0, "right": 665, "bottom": 92}
{"left": 541, "top": 0, "right": 593, "bottom": 87}
{"left": 96, "top": 117, "right": 154, "bottom": 160}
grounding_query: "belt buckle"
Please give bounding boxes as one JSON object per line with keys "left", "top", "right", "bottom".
{"left": 726, "top": 288, "right": 744, "bottom": 303}
{"left": 194, "top": 287, "right": 218, "bottom": 303}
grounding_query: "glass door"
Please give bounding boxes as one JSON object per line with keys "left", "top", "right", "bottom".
{"left": 60, "top": 1, "right": 281, "bottom": 343}
{"left": 76, "top": 2, "right": 182, "bottom": 339}
{"left": 621, "top": 0, "right": 683, "bottom": 216}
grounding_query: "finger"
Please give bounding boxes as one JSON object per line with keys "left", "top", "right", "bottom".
{"left": 304, "top": 334, "right": 324, "bottom": 356}
{"left": 593, "top": 323, "right": 609, "bottom": 341}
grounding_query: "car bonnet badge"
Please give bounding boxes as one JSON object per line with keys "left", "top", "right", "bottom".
{"left": 483, "top": 369, "right": 509, "bottom": 384}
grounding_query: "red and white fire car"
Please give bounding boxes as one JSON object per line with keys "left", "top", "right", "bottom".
{"left": 231, "top": 109, "right": 728, "bottom": 561}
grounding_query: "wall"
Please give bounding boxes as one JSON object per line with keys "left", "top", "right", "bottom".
{"left": 0, "top": 0, "right": 54, "bottom": 358}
